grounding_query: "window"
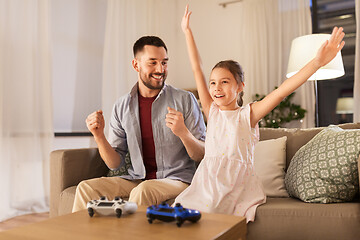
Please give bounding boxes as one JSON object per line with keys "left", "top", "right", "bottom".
{"left": 311, "top": 0, "right": 356, "bottom": 126}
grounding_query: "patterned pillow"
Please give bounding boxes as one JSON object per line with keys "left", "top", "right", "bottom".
{"left": 285, "top": 125, "right": 360, "bottom": 203}
{"left": 107, "top": 152, "right": 132, "bottom": 177}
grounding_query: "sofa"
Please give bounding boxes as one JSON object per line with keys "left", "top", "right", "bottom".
{"left": 50, "top": 122, "right": 360, "bottom": 240}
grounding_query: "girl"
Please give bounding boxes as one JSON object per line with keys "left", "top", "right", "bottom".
{"left": 174, "top": 5, "right": 345, "bottom": 223}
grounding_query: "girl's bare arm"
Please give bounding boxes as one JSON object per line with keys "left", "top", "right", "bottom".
{"left": 250, "top": 27, "right": 345, "bottom": 128}
{"left": 182, "top": 5, "right": 213, "bottom": 119}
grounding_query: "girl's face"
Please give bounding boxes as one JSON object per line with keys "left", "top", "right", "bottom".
{"left": 209, "top": 67, "right": 243, "bottom": 110}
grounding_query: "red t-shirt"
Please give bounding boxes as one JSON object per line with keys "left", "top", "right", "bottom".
{"left": 138, "top": 94, "right": 157, "bottom": 180}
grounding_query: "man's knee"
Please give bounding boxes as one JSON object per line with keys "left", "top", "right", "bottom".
{"left": 129, "top": 181, "right": 162, "bottom": 205}
{"left": 74, "top": 178, "right": 108, "bottom": 202}
{"left": 75, "top": 179, "right": 96, "bottom": 195}
{"left": 73, "top": 179, "right": 95, "bottom": 212}
{"left": 75, "top": 180, "right": 87, "bottom": 194}
{"left": 130, "top": 181, "right": 155, "bottom": 197}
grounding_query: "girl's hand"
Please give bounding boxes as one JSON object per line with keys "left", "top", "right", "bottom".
{"left": 314, "top": 26, "right": 345, "bottom": 68}
{"left": 181, "top": 4, "right": 192, "bottom": 33}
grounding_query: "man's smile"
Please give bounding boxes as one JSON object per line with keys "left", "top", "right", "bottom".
{"left": 151, "top": 73, "right": 164, "bottom": 81}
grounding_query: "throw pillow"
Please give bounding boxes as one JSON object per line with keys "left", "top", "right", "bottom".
{"left": 107, "top": 152, "right": 132, "bottom": 177}
{"left": 285, "top": 125, "right": 360, "bottom": 203}
{"left": 254, "top": 136, "right": 289, "bottom": 197}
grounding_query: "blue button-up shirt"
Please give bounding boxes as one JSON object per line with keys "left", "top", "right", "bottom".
{"left": 108, "top": 83, "right": 206, "bottom": 183}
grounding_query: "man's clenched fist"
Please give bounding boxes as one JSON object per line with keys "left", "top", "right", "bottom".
{"left": 86, "top": 110, "right": 105, "bottom": 137}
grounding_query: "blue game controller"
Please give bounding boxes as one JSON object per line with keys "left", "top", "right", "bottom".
{"left": 146, "top": 202, "right": 201, "bottom": 227}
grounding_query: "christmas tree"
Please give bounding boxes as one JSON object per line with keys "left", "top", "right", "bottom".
{"left": 254, "top": 88, "right": 306, "bottom": 128}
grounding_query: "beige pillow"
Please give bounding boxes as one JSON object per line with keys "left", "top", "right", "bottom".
{"left": 254, "top": 136, "right": 289, "bottom": 197}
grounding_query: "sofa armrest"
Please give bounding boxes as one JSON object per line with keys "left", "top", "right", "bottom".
{"left": 49, "top": 148, "right": 108, "bottom": 217}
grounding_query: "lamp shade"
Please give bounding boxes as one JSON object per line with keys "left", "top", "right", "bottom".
{"left": 336, "top": 97, "right": 354, "bottom": 114}
{"left": 286, "top": 34, "right": 345, "bottom": 80}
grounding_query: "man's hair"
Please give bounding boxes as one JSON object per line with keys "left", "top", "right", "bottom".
{"left": 133, "top": 36, "right": 168, "bottom": 57}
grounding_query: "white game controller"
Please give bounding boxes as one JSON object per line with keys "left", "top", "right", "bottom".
{"left": 87, "top": 196, "right": 138, "bottom": 218}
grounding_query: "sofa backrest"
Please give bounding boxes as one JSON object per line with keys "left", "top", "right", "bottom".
{"left": 259, "top": 122, "right": 360, "bottom": 170}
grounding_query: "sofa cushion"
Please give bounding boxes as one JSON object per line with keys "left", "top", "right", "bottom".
{"left": 285, "top": 125, "right": 360, "bottom": 203}
{"left": 254, "top": 136, "right": 289, "bottom": 197}
{"left": 247, "top": 197, "right": 360, "bottom": 240}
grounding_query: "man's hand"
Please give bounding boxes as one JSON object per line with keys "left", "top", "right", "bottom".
{"left": 86, "top": 110, "right": 105, "bottom": 138}
{"left": 165, "top": 107, "right": 188, "bottom": 138}
{"left": 86, "top": 110, "right": 121, "bottom": 169}
{"left": 166, "top": 107, "right": 205, "bottom": 161}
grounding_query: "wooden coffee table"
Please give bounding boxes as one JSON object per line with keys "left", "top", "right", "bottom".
{"left": 0, "top": 206, "right": 246, "bottom": 240}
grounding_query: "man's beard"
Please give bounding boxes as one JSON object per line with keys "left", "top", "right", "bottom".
{"left": 140, "top": 71, "right": 167, "bottom": 90}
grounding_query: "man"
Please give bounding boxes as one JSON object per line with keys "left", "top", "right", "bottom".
{"left": 72, "top": 36, "right": 206, "bottom": 211}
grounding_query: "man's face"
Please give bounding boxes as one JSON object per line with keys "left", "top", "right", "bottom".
{"left": 133, "top": 45, "right": 168, "bottom": 91}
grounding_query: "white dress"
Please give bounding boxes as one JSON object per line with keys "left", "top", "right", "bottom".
{"left": 175, "top": 103, "right": 266, "bottom": 222}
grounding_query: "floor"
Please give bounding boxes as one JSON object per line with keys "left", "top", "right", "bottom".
{"left": 0, "top": 212, "right": 49, "bottom": 232}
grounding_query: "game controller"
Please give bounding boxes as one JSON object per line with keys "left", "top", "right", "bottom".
{"left": 146, "top": 202, "right": 201, "bottom": 227}
{"left": 87, "top": 196, "right": 137, "bottom": 218}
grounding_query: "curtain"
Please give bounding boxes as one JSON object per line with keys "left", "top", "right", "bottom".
{"left": 0, "top": 0, "right": 53, "bottom": 221}
{"left": 354, "top": 0, "right": 360, "bottom": 122}
{"left": 238, "top": 0, "right": 314, "bottom": 128}
{"left": 102, "top": 0, "right": 137, "bottom": 134}
{"left": 102, "top": 0, "right": 179, "bottom": 135}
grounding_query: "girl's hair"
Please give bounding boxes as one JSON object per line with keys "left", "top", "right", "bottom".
{"left": 212, "top": 60, "right": 245, "bottom": 106}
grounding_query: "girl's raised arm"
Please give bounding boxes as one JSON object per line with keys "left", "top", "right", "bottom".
{"left": 250, "top": 27, "right": 345, "bottom": 128}
{"left": 182, "top": 5, "right": 213, "bottom": 119}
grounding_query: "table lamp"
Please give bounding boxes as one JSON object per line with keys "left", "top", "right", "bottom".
{"left": 286, "top": 33, "right": 345, "bottom": 126}
{"left": 336, "top": 97, "right": 354, "bottom": 114}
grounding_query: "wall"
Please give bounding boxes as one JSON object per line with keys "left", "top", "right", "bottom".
{"left": 173, "top": 1, "right": 244, "bottom": 90}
